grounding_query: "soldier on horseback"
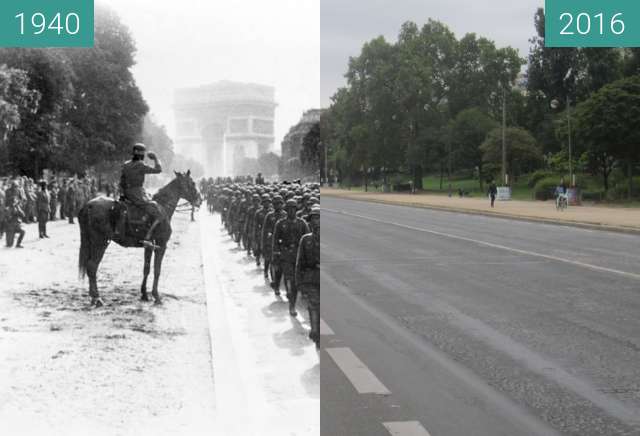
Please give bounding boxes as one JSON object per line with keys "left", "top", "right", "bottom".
{"left": 117, "top": 143, "right": 164, "bottom": 247}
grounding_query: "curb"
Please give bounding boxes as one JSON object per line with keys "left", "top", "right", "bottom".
{"left": 322, "top": 193, "right": 640, "bottom": 236}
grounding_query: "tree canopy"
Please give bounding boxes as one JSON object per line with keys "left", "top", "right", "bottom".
{"left": 0, "top": 4, "right": 148, "bottom": 177}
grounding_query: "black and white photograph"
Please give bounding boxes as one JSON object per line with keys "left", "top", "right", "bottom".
{"left": 0, "top": 1, "right": 319, "bottom": 435}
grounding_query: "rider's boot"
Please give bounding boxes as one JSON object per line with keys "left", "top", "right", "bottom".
{"left": 141, "top": 218, "right": 161, "bottom": 249}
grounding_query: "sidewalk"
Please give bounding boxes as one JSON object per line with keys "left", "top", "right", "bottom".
{"left": 322, "top": 188, "right": 640, "bottom": 233}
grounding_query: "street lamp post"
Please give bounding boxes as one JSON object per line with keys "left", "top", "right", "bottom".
{"left": 501, "top": 86, "right": 507, "bottom": 186}
{"left": 566, "top": 94, "right": 573, "bottom": 187}
{"left": 551, "top": 67, "right": 575, "bottom": 188}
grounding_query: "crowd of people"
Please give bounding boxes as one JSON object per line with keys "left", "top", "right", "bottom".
{"left": 202, "top": 178, "right": 321, "bottom": 346}
{"left": 0, "top": 175, "right": 105, "bottom": 248}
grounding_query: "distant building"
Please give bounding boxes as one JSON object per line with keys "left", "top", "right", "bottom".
{"left": 173, "top": 81, "right": 277, "bottom": 177}
{"left": 281, "top": 109, "right": 322, "bottom": 181}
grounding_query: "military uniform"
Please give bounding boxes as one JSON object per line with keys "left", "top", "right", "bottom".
{"left": 253, "top": 196, "right": 272, "bottom": 269}
{"left": 273, "top": 199, "right": 310, "bottom": 315}
{"left": 5, "top": 200, "right": 25, "bottom": 248}
{"left": 296, "top": 226, "right": 320, "bottom": 344}
{"left": 66, "top": 182, "right": 77, "bottom": 224}
{"left": 120, "top": 159, "right": 162, "bottom": 215}
{"left": 36, "top": 185, "right": 51, "bottom": 238}
{"left": 49, "top": 184, "right": 58, "bottom": 221}
{"left": 262, "top": 198, "right": 286, "bottom": 291}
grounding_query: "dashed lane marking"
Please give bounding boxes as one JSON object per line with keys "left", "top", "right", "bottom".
{"left": 320, "top": 318, "right": 334, "bottom": 335}
{"left": 325, "top": 347, "right": 391, "bottom": 395}
{"left": 325, "top": 208, "right": 640, "bottom": 281}
{"left": 383, "top": 421, "right": 432, "bottom": 436}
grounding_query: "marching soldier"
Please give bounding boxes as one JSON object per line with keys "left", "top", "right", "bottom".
{"left": 262, "top": 195, "right": 286, "bottom": 291}
{"left": 253, "top": 194, "right": 272, "bottom": 268}
{"left": 244, "top": 194, "right": 261, "bottom": 256}
{"left": 273, "top": 198, "right": 310, "bottom": 316}
{"left": 296, "top": 205, "right": 320, "bottom": 346}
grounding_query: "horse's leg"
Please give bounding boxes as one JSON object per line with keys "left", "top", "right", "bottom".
{"left": 151, "top": 245, "right": 166, "bottom": 305}
{"left": 88, "top": 241, "right": 108, "bottom": 307}
{"left": 140, "top": 246, "right": 153, "bottom": 301}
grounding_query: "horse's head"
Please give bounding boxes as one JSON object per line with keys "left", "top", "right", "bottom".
{"left": 174, "top": 170, "right": 202, "bottom": 208}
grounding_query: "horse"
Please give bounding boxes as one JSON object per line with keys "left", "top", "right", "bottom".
{"left": 78, "top": 170, "right": 202, "bottom": 307}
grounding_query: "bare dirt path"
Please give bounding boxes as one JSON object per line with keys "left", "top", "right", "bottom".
{"left": 0, "top": 214, "right": 216, "bottom": 436}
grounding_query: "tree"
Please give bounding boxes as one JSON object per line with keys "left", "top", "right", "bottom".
{"left": 61, "top": 4, "right": 148, "bottom": 172}
{"left": 574, "top": 75, "right": 640, "bottom": 194}
{"left": 0, "top": 4, "right": 147, "bottom": 177}
{"left": 142, "top": 115, "right": 174, "bottom": 168}
{"left": 0, "top": 48, "right": 75, "bottom": 176}
{"left": 480, "top": 127, "right": 542, "bottom": 180}
{"left": 301, "top": 121, "right": 320, "bottom": 175}
{"left": 0, "top": 65, "right": 40, "bottom": 172}
{"left": 451, "top": 108, "right": 498, "bottom": 189}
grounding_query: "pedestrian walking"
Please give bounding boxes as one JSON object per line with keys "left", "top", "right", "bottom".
{"left": 488, "top": 181, "right": 497, "bottom": 208}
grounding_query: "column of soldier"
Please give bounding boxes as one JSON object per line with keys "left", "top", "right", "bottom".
{"left": 202, "top": 178, "right": 321, "bottom": 347}
{"left": 0, "top": 175, "right": 108, "bottom": 248}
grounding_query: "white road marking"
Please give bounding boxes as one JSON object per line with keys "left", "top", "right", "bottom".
{"left": 383, "top": 421, "right": 432, "bottom": 436}
{"left": 320, "top": 318, "right": 334, "bottom": 335}
{"left": 325, "top": 347, "right": 391, "bottom": 395}
{"left": 325, "top": 208, "right": 640, "bottom": 281}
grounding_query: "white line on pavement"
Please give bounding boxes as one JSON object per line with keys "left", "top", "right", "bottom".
{"left": 325, "top": 347, "right": 391, "bottom": 395}
{"left": 383, "top": 421, "right": 432, "bottom": 436}
{"left": 320, "top": 318, "right": 334, "bottom": 335}
{"left": 325, "top": 208, "right": 640, "bottom": 281}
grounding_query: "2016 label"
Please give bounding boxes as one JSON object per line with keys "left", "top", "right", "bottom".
{"left": 559, "top": 12, "right": 625, "bottom": 36}
{"left": 546, "top": 0, "right": 640, "bottom": 47}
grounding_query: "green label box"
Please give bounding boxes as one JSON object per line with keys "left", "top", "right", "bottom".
{"left": 546, "top": 0, "right": 640, "bottom": 47}
{"left": 0, "top": 0, "right": 94, "bottom": 47}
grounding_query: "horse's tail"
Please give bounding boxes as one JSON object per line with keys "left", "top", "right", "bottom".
{"left": 78, "top": 204, "right": 91, "bottom": 280}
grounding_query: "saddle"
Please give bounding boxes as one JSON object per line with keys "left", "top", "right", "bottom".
{"left": 111, "top": 198, "right": 160, "bottom": 245}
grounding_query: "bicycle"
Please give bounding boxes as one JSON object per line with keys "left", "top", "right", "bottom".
{"left": 556, "top": 193, "right": 568, "bottom": 211}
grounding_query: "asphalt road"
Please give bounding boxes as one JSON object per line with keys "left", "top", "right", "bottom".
{"left": 320, "top": 197, "right": 640, "bottom": 436}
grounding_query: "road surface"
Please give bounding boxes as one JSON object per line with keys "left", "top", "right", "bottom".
{"left": 321, "top": 197, "right": 640, "bottom": 436}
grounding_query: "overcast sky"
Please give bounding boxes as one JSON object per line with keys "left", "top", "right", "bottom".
{"left": 102, "top": 0, "right": 319, "bottom": 150}
{"left": 321, "top": 0, "right": 543, "bottom": 106}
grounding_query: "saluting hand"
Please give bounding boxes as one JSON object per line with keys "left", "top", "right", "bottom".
{"left": 147, "top": 152, "right": 157, "bottom": 160}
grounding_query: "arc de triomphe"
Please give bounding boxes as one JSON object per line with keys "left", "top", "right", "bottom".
{"left": 173, "top": 81, "right": 277, "bottom": 176}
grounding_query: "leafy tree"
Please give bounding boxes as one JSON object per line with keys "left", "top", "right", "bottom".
{"left": 301, "top": 121, "right": 320, "bottom": 174}
{"left": 574, "top": 75, "right": 640, "bottom": 193}
{"left": 61, "top": 4, "right": 148, "bottom": 172}
{"left": 0, "top": 48, "right": 75, "bottom": 176}
{"left": 480, "top": 127, "right": 542, "bottom": 180}
{"left": 451, "top": 108, "right": 498, "bottom": 189}
{"left": 0, "top": 65, "right": 40, "bottom": 172}
{"left": 142, "top": 115, "right": 174, "bottom": 167}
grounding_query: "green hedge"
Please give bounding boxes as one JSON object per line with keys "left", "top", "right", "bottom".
{"left": 533, "top": 177, "right": 560, "bottom": 201}
{"left": 527, "top": 170, "right": 554, "bottom": 188}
